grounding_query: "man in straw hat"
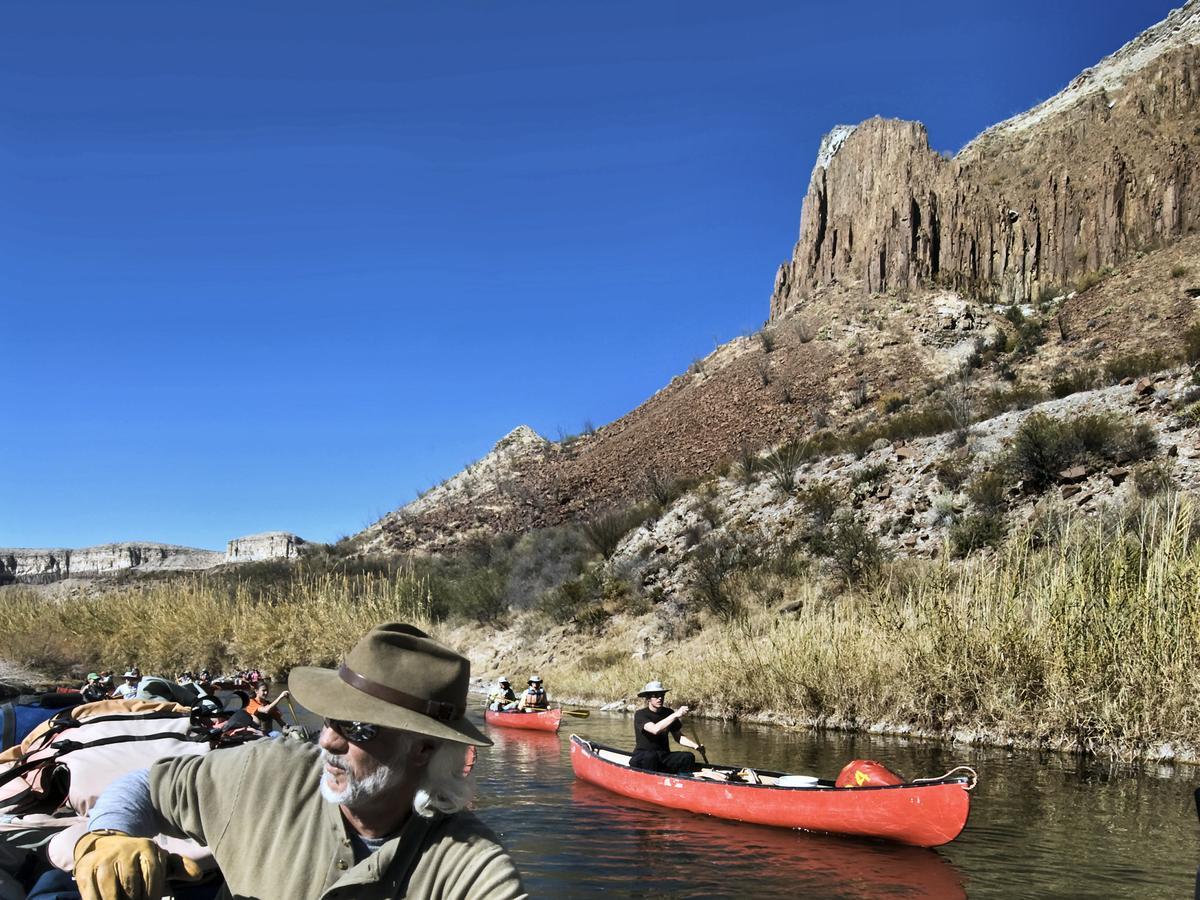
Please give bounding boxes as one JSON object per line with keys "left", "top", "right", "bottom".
{"left": 73, "top": 623, "right": 526, "bottom": 899}
{"left": 630, "top": 680, "right": 704, "bottom": 775}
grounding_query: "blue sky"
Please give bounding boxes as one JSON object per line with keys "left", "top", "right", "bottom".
{"left": 1, "top": 1, "right": 1179, "bottom": 550}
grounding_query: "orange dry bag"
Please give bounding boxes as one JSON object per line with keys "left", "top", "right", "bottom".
{"left": 835, "top": 759, "right": 905, "bottom": 788}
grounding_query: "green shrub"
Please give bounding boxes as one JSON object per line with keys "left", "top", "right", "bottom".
{"left": 851, "top": 462, "right": 890, "bottom": 487}
{"left": 1104, "top": 351, "right": 1170, "bottom": 383}
{"left": 737, "top": 444, "right": 762, "bottom": 486}
{"left": 645, "top": 468, "right": 682, "bottom": 508}
{"left": 878, "top": 392, "right": 909, "bottom": 414}
{"left": 1133, "top": 460, "right": 1174, "bottom": 497}
{"left": 1006, "top": 413, "right": 1071, "bottom": 492}
{"left": 815, "top": 514, "right": 885, "bottom": 585}
{"left": 799, "top": 481, "right": 844, "bottom": 529}
{"left": 935, "top": 452, "right": 972, "bottom": 490}
{"left": 758, "top": 329, "right": 777, "bottom": 353}
{"left": 1049, "top": 368, "right": 1098, "bottom": 399}
{"left": 1182, "top": 323, "right": 1200, "bottom": 365}
{"left": 764, "top": 441, "right": 808, "bottom": 495}
{"left": 965, "top": 471, "right": 1007, "bottom": 513}
{"left": 581, "top": 506, "right": 646, "bottom": 558}
{"left": 1171, "top": 264, "right": 1188, "bottom": 279}
{"left": 692, "top": 537, "right": 743, "bottom": 620}
{"left": 981, "top": 384, "right": 1046, "bottom": 417}
{"left": 950, "top": 511, "right": 1008, "bottom": 558}
{"left": 1005, "top": 412, "right": 1157, "bottom": 493}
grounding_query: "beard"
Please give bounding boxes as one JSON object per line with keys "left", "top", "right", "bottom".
{"left": 319, "top": 747, "right": 406, "bottom": 808}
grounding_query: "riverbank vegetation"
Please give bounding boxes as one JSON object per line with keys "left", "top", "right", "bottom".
{"left": 2, "top": 494, "right": 1197, "bottom": 761}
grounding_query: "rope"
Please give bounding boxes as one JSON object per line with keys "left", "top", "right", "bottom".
{"left": 912, "top": 765, "right": 978, "bottom": 791}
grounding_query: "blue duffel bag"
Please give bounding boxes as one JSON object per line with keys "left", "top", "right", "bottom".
{"left": 0, "top": 692, "right": 82, "bottom": 751}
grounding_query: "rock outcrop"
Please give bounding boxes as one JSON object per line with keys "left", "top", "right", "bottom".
{"left": 225, "top": 532, "right": 306, "bottom": 563}
{"left": 771, "top": 2, "right": 1200, "bottom": 315}
{"left": 0, "top": 543, "right": 224, "bottom": 584}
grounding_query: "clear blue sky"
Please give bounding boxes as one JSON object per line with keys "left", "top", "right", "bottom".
{"left": 1, "top": 0, "right": 1179, "bottom": 550}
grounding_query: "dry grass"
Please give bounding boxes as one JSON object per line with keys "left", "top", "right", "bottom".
{"left": 548, "top": 494, "right": 1200, "bottom": 757}
{"left": 0, "top": 566, "right": 434, "bottom": 678}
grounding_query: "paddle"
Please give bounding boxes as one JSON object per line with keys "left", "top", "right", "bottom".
{"left": 283, "top": 693, "right": 310, "bottom": 741}
{"left": 562, "top": 709, "right": 590, "bottom": 719}
{"left": 686, "top": 703, "right": 709, "bottom": 766}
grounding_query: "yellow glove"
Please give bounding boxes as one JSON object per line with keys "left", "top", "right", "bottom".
{"left": 73, "top": 830, "right": 167, "bottom": 900}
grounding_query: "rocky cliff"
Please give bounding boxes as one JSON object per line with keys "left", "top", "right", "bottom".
{"left": 0, "top": 543, "right": 224, "bottom": 584}
{"left": 771, "top": 1, "right": 1200, "bottom": 314}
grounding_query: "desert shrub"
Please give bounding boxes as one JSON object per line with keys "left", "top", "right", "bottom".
{"left": 691, "top": 537, "right": 743, "bottom": 620}
{"left": 538, "top": 572, "right": 602, "bottom": 623}
{"left": 758, "top": 328, "right": 777, "bottom": 353}
{"left": 1104, "top": 351, "right": 1170, "bottom": 383}
{"left": 814, "top": 513, "right": 885, "bottom": 585}
{"left": 798, "top": 480, "right": 845, "bottom": 529}
{"left": 849, "top": 379, "right": 870, "bottom": 409}
{"left": 1133, "top": 460, "right": 1174, "bottom": 497}
{"left": 755, "top": 356, "right": 772, "bottom": 386}
{"left": 1050, "top": 368, "right": 1099, "bottom": 399}
{"left": 581, "top": 505, "right": 646, "bottom": 558}
{"left": 764, "top": 441, "right": 808, "bottom": 494}
{"left": 965, "top": 470, "right": 1007, "bottom": 513}
{"left": 645, "top": 468, "right": 682, "bottom": 508}
{"left": 1171, "top": 264, "right": 1189, "bottom": 279}
{"left": 851, "top": 462, "right": 890, "bottom": 487}
{"left": 1005, "top": 412, "right": 1157, "bottom": 492}
{"left": 1182, "top": 323, "right": 1200, "bottom": 365}
{"left": 737, "top": 444, "right": 762, "bottom": 486}
{"left": 842, "top": 431, "right": 875, "bottom": 460}
{"left": 981, "top": 384, "right": 1045, "bottom": 417}
{"left": 1177, "top": 401, "right": 1200, "bottom": 427}
{"left": 878, "top": 392, "right": 909, "bottom": 414}
{"left": 433, "top": 569, "right": 506, "bottom": 624}
{"left": 950, "top": 511, "right": 1008, "bottom": 557}
{"left": 502, "top": 527, "right": 590, "bottom": 609}
{"left": 1006, "top": 413, "right": 1071, "bottom": 492}
{"left": 935, "top": 452, "right": 973, "bottom": 490}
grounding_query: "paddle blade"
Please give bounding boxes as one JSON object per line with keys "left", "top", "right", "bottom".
{"left": 562, "top": 709, "right": 591, "bottom": 718}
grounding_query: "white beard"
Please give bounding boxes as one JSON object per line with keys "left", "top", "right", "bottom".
{"left": 319, "top": 748, "right": 406, "bottom": 808}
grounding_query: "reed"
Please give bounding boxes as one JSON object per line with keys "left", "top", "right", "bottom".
{"left": 547, "top": 494, "right": 1200, "bottom": 757}
{"left": 0, "top": 564, "right": 434, "bottom": 678}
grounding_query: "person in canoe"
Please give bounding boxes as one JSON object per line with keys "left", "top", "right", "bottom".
{"left": 488, "top": 677, "right": 518, "bottom": 711}
{"left": 81, "top": 672, "right": 108, "bottom": 703}
{"left": 245, "top": 680, "right": 290, "bottom": 733}
{"left": 517, "top": 675, "right": 548, "bottom": 711}
{"left": 630, "top": 680, "right": 704, "bottom": 775}
{"left": 74, "top": 622, "right": 527, "bottom": 900}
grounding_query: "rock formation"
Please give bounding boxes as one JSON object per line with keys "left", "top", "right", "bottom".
{"left": 0, "top": 543, "right": 224, "bottom": 584}
{"left": 771, "top": 1, "right": 1200, "bottom": 315}
{"left": 225, "top": 532, "right": 306, "bottom": 563}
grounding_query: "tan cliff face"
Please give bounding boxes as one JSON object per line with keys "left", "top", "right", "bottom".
{"left": 771, "top": 3, "right": 1200, "bottom": 315}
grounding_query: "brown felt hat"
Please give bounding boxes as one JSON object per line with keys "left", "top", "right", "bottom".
{"left": 289, "top": 623, "right": 491, "bottom": 747}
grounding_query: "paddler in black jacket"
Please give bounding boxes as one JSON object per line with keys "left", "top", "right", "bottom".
{"left": 629, "top": 680, "right": 704, "bottom": 774}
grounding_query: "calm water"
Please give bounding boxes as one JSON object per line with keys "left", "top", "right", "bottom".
{"left": 296, "top": 707, "right": 1199, "bottom": 897}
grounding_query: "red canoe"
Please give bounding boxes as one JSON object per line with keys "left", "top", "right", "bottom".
{"left": 569, "top": 735, "right": 974, "bottom": 847}
{"left": 484, "top": 708, "right": 562, "bottom": 732}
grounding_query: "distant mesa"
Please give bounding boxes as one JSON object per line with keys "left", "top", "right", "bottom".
{"left": 0, "top": 531, "right": 306, "bottom": 585}
{"left": 225, "top": 531, "right": 306, "bottom": 563}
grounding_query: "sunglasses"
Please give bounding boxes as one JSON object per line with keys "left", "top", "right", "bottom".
{"left": 646, "top": 692, "right": 665, "bottom": 699}
{"left": 324, "top": 717, "right": 379, "bottom": 744}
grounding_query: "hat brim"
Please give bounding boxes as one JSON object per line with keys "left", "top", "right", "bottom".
{"left": 289, "top": 666, "right": 491, "bottom": 748}
{"left": 637, "top": 688, "right": 670, "bottom": 697}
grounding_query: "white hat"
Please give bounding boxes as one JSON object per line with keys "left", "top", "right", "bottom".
{"left": 528, "top": 675, "right": 543, "bottom": 683}
{"left": 123, "top": 669, "right": 140, "bottom": 679}
{"left": 638, "top": 680, "right": 669, "bottom": 697}
{"left": 497, "top": 676, "right": 510, "bottom": 684}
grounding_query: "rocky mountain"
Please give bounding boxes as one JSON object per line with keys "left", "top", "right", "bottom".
{"left": 772, "top": 1, "right": 1200, "bottom": 312}
{"left": 352, "top": 3, "right": 1200, "bottom": 559}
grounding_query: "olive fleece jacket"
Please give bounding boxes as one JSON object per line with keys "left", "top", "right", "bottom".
{"left": 147, "top": 739, "right": 526, "bottom": 900}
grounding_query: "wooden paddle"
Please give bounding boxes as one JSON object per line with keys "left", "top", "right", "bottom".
{"left": 283, "top": 694, "right": 310, "bottom": 741}
{"left": 686, "top": 702, "right": 709, "bottom": 765}
{"left": 562, "top": 708, "right": 590, "bottom": 718}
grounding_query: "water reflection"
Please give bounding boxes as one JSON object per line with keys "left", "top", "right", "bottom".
{"left": 569, "top": 780, "right": 966, "bottom": 899}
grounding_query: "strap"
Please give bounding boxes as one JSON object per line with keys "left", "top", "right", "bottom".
{"left": 0, "top": 730, "right": 204, "bottom": 794}
{"left": 337, "top": 664, "right": 462, "bottom": 722}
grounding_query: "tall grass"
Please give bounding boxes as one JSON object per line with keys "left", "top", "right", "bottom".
{"left": 0, "top": 565, "right": 434, "bottom": 678}
{"left": 548, "top": 495, "right": 1200, "bottom": 757}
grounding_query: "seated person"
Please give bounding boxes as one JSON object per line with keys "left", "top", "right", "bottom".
{"left": 629, "top": 680, "right": 703, "bottom": 775}
{"left": 517, "top": 675, "right": 548, "bottom": 711}
{"left": 81, "top": 673, "right": 108, "bottom": 703}
{"left": 488, "top": 677, "right": 518, "bottom": 711}
{"left": 245, "top": 681, "right": 289, "bottom": 733}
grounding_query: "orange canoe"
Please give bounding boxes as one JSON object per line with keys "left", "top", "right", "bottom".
{"left": 569, "top": 735, "right": 974, "bottom": 847}
{"left": 484, "top": 708, "right": 562, "bottom": 732}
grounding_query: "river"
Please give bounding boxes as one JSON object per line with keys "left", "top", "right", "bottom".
{"left": 461, "top": 710, "right": 1197, "bottom": 898}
